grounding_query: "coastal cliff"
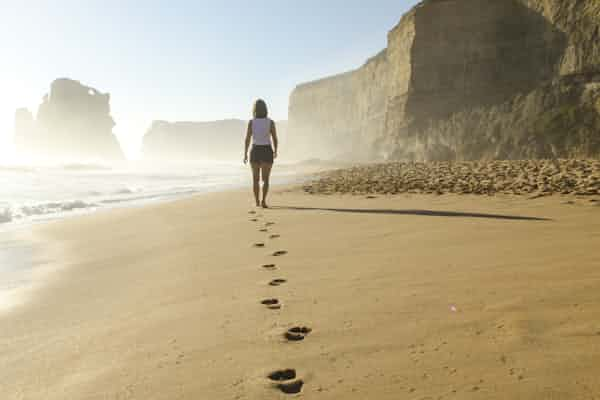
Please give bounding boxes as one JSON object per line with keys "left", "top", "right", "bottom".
{"left": 14, "top": 78, "right": 124, "bottom": 161}
{"left": 288, "top": 0, "right": 600, "bottom": 161}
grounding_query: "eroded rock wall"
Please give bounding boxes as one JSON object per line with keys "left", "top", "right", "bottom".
{"left": 406, "top": 0, "right": 566, "bottom": 124}
{"left": 414, "top": 73, "right": 600, "bottom": 160}
{"left": 523, "top": 0, "right": 600, "bottom": 75}
{"left": 14, "top": 78, "right": 124, "bottom": 161}
{"left": 288, "top": 72, "right": 360, "bottom": 160}
{"left": 288, "top": 0, "right": 600, "bottom": 162}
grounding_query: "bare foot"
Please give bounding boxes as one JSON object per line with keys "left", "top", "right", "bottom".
{"left": 261, "top": 201, "right": 269, "bottom": 209}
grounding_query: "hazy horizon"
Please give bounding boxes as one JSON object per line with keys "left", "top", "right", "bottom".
{"left": 1, "top": 0, "right": 419, "bottom": 161}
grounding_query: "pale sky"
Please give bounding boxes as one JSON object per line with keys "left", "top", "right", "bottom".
{"left": 0, "top": 0, "right": 419, "bottom": 160}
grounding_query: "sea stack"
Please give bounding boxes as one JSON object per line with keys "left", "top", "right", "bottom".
{"left": 14, "top": 78, "right": 124, "bottom": 161}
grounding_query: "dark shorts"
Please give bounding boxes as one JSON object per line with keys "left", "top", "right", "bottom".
{"left": 250, "top": 145, "right": 274, "bottom": 164}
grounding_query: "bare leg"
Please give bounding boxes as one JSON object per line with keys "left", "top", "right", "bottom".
{"left": 260, "top": 162, "right": 273, "bottom": 208}
{"left": 251, "top": 163, "right": 260, "bottom": 207}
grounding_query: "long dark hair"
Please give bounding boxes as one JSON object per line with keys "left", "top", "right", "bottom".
{"left": 253, "top": 99, "right": 268, "bottom": 119}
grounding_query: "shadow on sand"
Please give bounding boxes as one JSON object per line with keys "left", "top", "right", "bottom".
{"left": 272, "top": 206, "right": 550, "bottom": 221}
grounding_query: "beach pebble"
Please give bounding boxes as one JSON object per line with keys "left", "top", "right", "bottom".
{"left": 302, "top": 159, "right": 600, "bottom": 197}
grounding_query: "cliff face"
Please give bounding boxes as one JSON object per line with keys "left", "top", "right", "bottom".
{"left": 14, "top": 78, "right": 124, "bottom": 161}
{"left": 415, "top": 73, "right": 600, "bottom": 160}
{"left": 288, "top": 0, "right": 600, "bottom": 161}
{"left": 142, "top": 119, "right": 286, "bottom": 161}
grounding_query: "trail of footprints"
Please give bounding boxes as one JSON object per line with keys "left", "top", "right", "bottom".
{"left": 248, "top": 209, "right": 310, "bottom": 395}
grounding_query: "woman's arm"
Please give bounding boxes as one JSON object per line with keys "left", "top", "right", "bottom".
{"left": 244, "top": 121, "right": 252, "bottom": 164}
{"left": 271, "top": 120, "right": 278, "bottom": 159}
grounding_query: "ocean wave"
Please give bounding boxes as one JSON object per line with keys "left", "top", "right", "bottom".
{"left": 0, "top": 200, "right": 98, "bottom": 224}
{"left": 17, "top": 200, "right": 97, "bottom": 219}
{"left": 60, "top": 163, "right": 111, "bottom": 171}
{"left": 3, "top": 188, "right": 201, "bottom": 225}
{"left": 114, "top": 188, "right": 136, "bottom": 195}
{"left": 0, "top": 165, "right": 35, "bottom": 174}
{"left": 1, "top": 162, "right": 264, "bottom": 228}
{"left": 0, "top": 209, "right": 12, "bottom": 224}
{"left": 85, "top": 187, "right": 138, "bottom": 197}
{"left": 60, "top": 200, "right": 94, "bottom": 211}
{"left": 99, "top": 189, "right": 200, "bottom": 204}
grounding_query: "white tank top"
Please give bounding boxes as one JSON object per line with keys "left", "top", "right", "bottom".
{"left": 251, "top": 118, "right": 272, "bottom": 146}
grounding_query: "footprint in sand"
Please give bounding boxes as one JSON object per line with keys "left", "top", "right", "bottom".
{"left": 262, "top": 264, "right": 277, "bottom": 270}
{"left": 269, "top": 234, "right": 281, "bottom": 239}
{"left": 248, "top": 211, "right": 257, "bottom": 215}
{"left": 259, "top": 228, "right": 269, "bottom": 233}
{"left": 269, "top": 278, "right": 287, "bottom": 286}
{"left": 272, "top": 250, "right": 288, "bottom": 257}
{"left": 250, "top": 218, "right": 259, "bottom": 222}
{"left": 277, "top": 380, "right": 304, "bottom": 394}
{"left": 268, "top": 369, "right": 296, "bottom": 381}
{"left": 265, "top": 222, "right": 275, "bottom": 227}
{"left": 284, "top": 326, "right": 312, "bottom": 341}
{"left": 261, "top": 298, "right": 281, "bottom": 310}
{"left": 267, "top": 369, "right": 304, "bottom": 395}
{"left": 253, "top": 243, "right": 265, "bottom": 248}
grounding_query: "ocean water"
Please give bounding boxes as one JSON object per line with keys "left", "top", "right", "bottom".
{"left": 0, "top": 160, "right": 300, "bottom": 229}
{"left": 0, "top": 159, "right": 307, "bottom": 311}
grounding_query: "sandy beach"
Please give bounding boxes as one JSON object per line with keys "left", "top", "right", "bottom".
{"left": 3, "top": 0, "right": 600, "bottom": 397}
{"left": 1, "top": 185, "right": 600, "bottom": 399}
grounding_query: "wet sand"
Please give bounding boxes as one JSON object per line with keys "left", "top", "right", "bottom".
{"left": 0, "top": 234, "right": 44, "bottom": 314}
{"left": 1, "top": 187, "right": 600, "bottom": 399}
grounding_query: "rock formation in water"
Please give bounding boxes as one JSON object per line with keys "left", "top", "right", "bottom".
{"left": 142, "top": 119, "right": 286, "bottom": 161}
{"left": 14, "top": 78, "right": 124, "bottom": 161}
{"left": 288, "top": 0, "right": 600, "bottom": 161}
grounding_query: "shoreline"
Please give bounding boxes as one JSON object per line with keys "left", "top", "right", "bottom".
{"left": 0, "top": 182, "right": 306, "bottom": 315}
{"left": 1, "top": 182, "right": 598, "bottom": 316}
{"left": 0, "top": 179, "right": 253, "bottom": 233}
{"left": 1, "top": 179, "right": 597, "bottom": 314}
{"left": 0, "top": 184, "right": 254, "bottom": 314}
{"left": 0, "top": 233, "right": 38, "bottom": 313}
{"left": 0, "top": 152, "right": 347, "bottom": 315}
{"left": 0, "top": 158, "right": 342, "bottom": 232}
{"left": 0, "top": 225, "right": 69, "bottom": 316}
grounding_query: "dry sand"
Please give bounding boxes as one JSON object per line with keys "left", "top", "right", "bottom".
{"left": 1, "top": 188, "right": 600, "bottom": 399}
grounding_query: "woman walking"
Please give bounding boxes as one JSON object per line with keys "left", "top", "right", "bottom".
{"left": 244, "top": 99, "right": 278, "bottom": 208}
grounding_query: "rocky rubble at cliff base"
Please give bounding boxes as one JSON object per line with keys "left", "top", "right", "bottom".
{"left": 302, "top": 160, "right": 600, "bottom": 197}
